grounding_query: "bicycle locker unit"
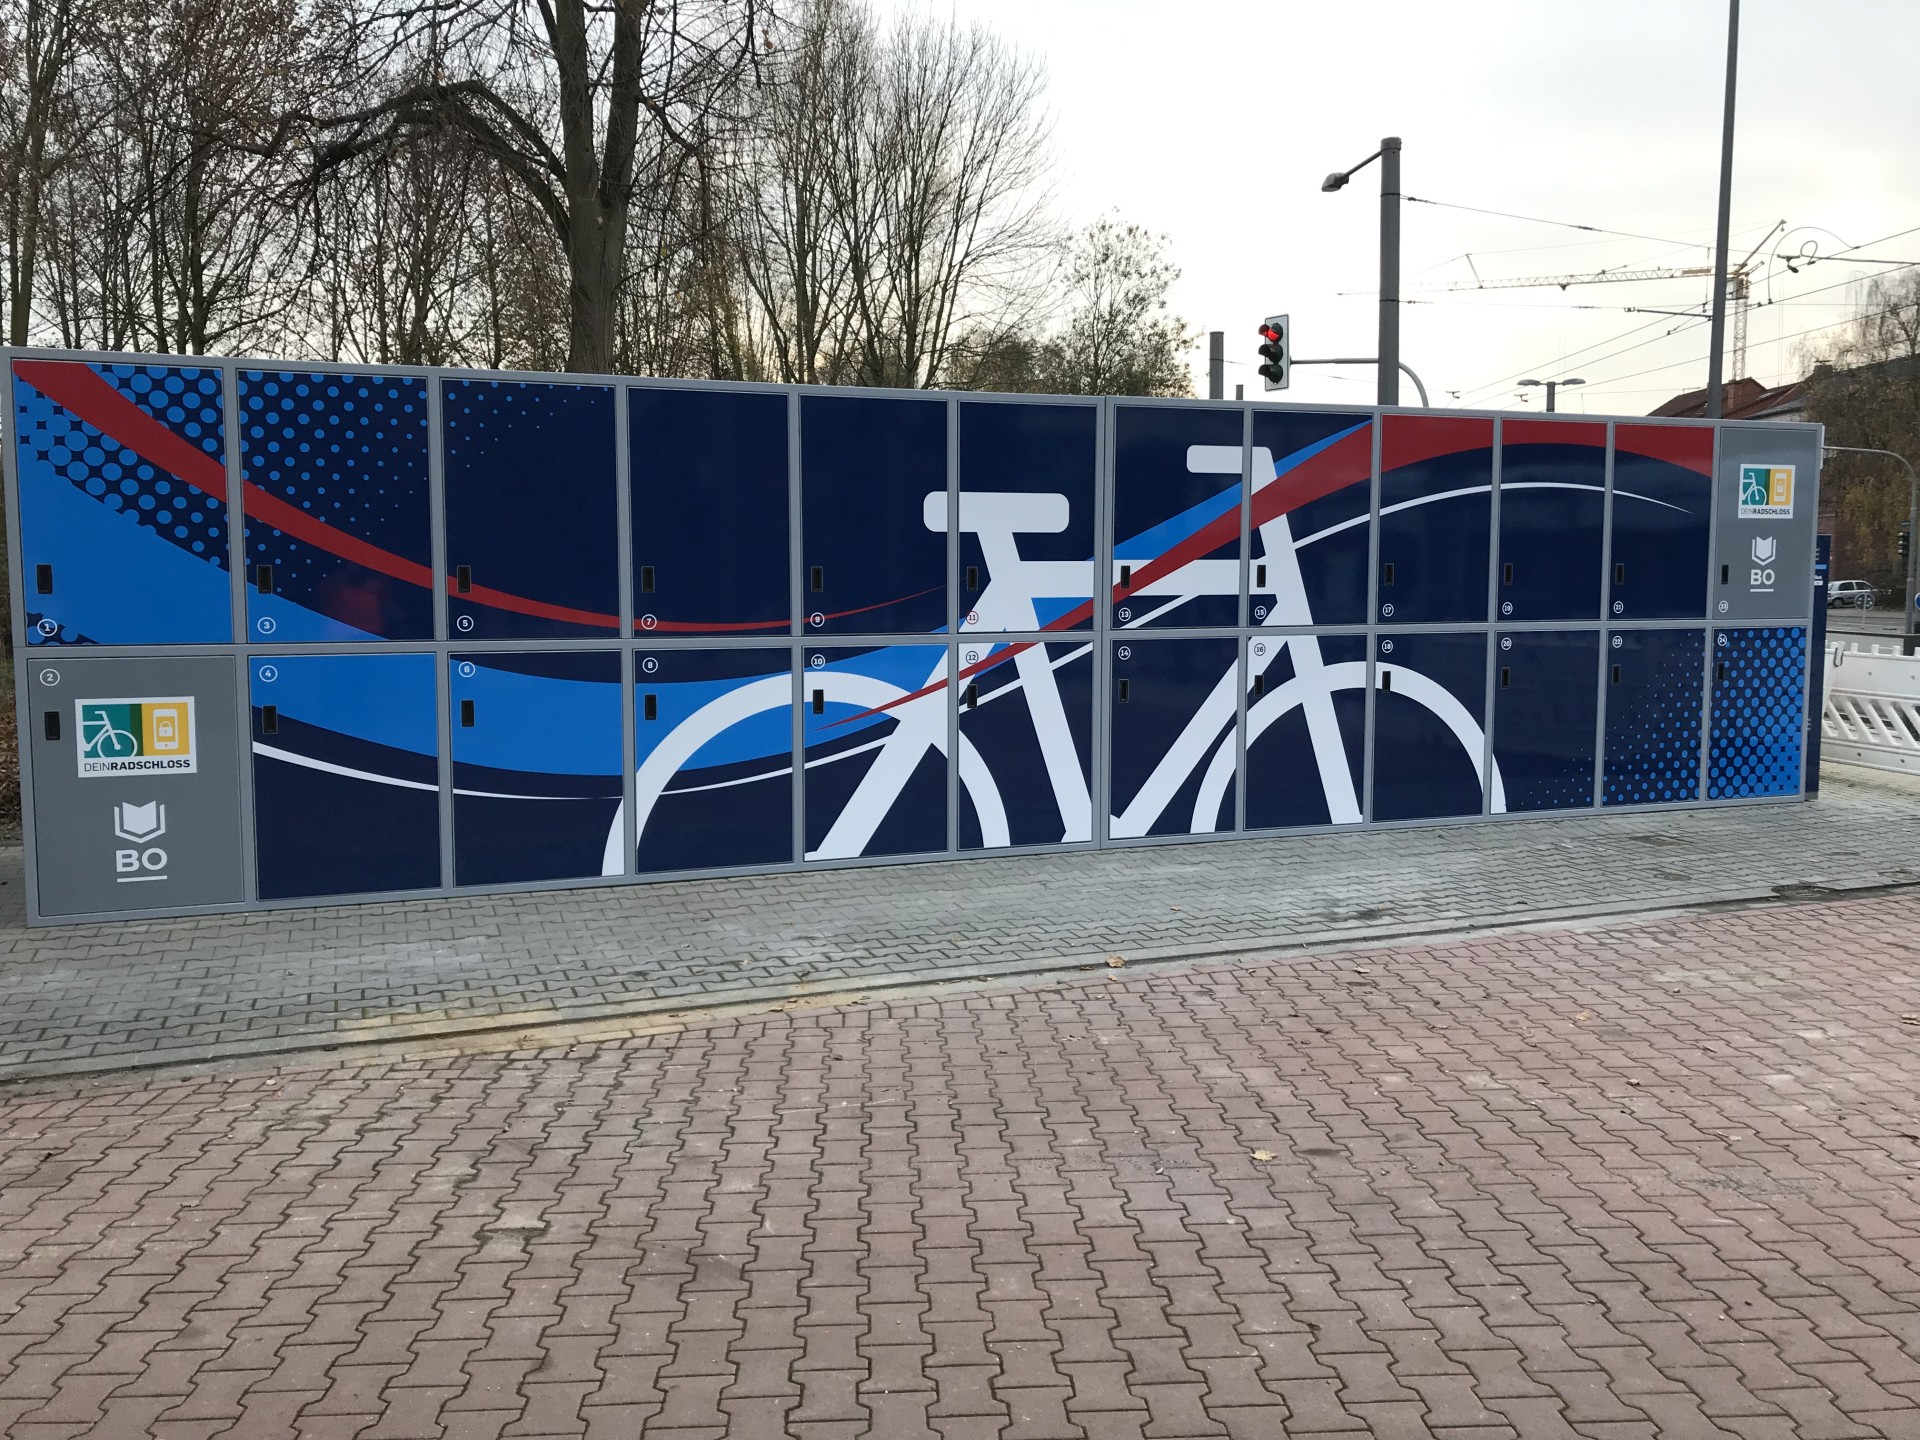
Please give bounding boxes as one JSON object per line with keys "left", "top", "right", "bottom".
{"left": 3, "top": 348, "right": 1824, "bottom": 924}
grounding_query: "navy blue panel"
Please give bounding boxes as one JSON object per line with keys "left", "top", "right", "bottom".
{"left": 241, "top": 370, "right": 433, "bottom": 642}
{"left": 1708, "top": 626, "right": 1807, "bottom": 799}
{"left": 803, "top": 645, "right": 948, "bottom": 857}
{"left": 629, "top": 387, "right": 790, "bottom": 636}
{"left": 1244, "top": 633, "right": 1367, "bottom": 830}
{"left": 1250, "top": 411, "right": 1372, "bottom": 627}
{"left": 635, "top": 646, "right": 794, "bottom": 873}
{"left": 1603, "top": 627, "right": 1706, "bottom": 805}
{"left": 801, "top": 395, "right": 947, "bottom": 636}
{"left": 451, "top": 651, "right": 622, "bottom": 887}
{"left": 250, "top": 654, "right": 440, "bottom": 900}
{"left": 1498, "top": 421, "right": 1605, "bottom": 622}
{"left": 1610, "top": 426, "right": 1712, "bottom": 620}
{"left": 1109, "top": 637, "right": 1238, "bottom": 837}
{"left": 1112, "top": 406, "right": 1242, "bottom": 630}
{"left": 13, "top": 359, "right": 231, "bottom": 646}
{"left": 958, "top": 401, "right": 1097, "bottom": 633}
{"left": 1372, "top": 631, "right": 1487, "bottom": 822}
{"left": 443, "top": 380, "right": 619, "bottom": 640}
{"left": 957, "top": 640, "right": 1093, "bottom": 849}
{"left": 1378, "top": 416, "right": 1493, "bottom": 626}
{"left": 1492, "top": 630, "right": 1599, "bottom": 812}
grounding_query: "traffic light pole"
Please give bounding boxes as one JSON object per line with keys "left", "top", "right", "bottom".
{"left": 1824, "top": 444, "right": 1919, "bottom": 657}
{"left": 1289, "top": 357, "right": 1429, "bottom": 408}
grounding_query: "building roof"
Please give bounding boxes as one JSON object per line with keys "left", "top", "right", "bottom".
{"left": 1648, "top": 376, "right": 1808, "bottom": 421}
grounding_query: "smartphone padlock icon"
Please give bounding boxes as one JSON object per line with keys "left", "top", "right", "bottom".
{"left": 150, "top": 706, "right": 181, "bottom": 752}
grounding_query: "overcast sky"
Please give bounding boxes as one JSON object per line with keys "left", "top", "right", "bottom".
{"left": 875, "top": 0, "right": 1920, "bottom": 415}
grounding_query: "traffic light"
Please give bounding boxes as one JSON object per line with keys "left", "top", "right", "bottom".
{"left": 1257, "top": 315, "right": 1290, "bottom": 391}
{"left": 1901, "top": 529, "right": 1912, "bottom": 564}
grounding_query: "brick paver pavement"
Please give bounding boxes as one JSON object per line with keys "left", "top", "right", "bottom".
{"left": 4, "top": 889, "right": 1920, "bottom": 1438}
{"left": 3, "top": 767, "right": 1920, "bottom": 1081}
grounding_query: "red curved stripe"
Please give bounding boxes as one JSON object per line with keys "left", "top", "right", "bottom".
{"left": 14, "top": 359, "right": 618, "bottom": 629}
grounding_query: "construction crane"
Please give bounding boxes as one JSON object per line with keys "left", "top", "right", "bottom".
{"left": 1419, "top": 220, "right": 1786, "bottom": 381}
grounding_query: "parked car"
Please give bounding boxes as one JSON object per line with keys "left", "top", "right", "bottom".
{"left": 1828, "top": 579, "right": 1878, "bottom": 608}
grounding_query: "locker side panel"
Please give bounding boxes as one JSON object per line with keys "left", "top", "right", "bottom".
{"left": 1243, "top": 633, "right": 1367, "bottom": 830}
{"left": 1111, "top": 406, "right": 1243, "bottom": 630}
{"left": 956, "top": 639, "right": 1094, "bottom": 849}
{"left": 241, "top": 370, "right": 434, "bottom": 642}
{"left": 1492, "top": 629, "right": 1600, "bottom": 813}
{"left": 26, "top": 656, "right": 246, "bottom": 917}
{"left": 12, "top": 358, "right": 231, "bottom": 646}
{"left": 1602, "top": 627, "right": 1706, "bottom": 806}
{"left": 801, "top": 395, "right": 948, "bottom": 636}
{"left": 1249, "top": 411, "right": 1373, "bottom": 627}
{"left": 629, "top": 387, "right": 791, "bottom": 635}
{"left": 1497, "top": 419, "right": 1605, "bottom": 622}
{"left": 957, "top": 400, "right": 1097, "bottom": 633}
{"left": 634, "top": 646, "right": 796, "bottom": 873}
{"left": 1709, "top": 626, "right": 1807, "bottom": 799}
{"left": 443, "top": 380, "right": 620, "bottom": 640}
{"left": 251, "top": 653, "right": 441, "bottom": 899}
{"left": 1610, "top": 425, "right": 1712, "bottom": 620}
{"left": 1108, "top": 636, "right": 1239, "bottom": 838}
{"left": 1377, "top": 415, "right": 1494, "bottom": 626}
{"left": 802, "top": 644, "right": 949, "bottom": 858}
{"left": 451, "top": 651, "right": 624, "bottom": 887}
{"left": 1371, "top": 630, "right": 1488, "bottom": 822}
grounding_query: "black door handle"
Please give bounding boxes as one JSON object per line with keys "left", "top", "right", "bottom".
{"left": 459, "top": 699, "right": 475, "bottom": 727}
{"left": 255, "top": 563, "right": 274, "bottom": 594}
{"left": 42, "top": 710, "right": 59, "bottom": 742}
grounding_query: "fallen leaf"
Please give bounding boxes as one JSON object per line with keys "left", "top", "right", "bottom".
{"left": 1106, "top": 955, "right": 1126, "bottom": 968}
{"left": 1576, "top": 1011, "right": 1592, "bottom": 1021}
{"left": 1251, "top": 1149, "right": 1275, "bottom": 1162}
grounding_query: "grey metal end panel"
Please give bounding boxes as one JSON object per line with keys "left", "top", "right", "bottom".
{"left": 1712, "top": 424, "right": 1821, "bottom": 622}
{"left": 26, "top": 656, "right": 247, "bottom": 917}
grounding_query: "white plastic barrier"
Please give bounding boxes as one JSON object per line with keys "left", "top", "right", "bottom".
{"left": 1823, "top": 642, "right": 1920, "bottom": 774}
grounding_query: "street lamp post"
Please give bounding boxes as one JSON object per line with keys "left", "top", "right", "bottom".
{"left": 1824, "top": 444, "right": 1920, "bottom": 657}
{"left": 1706, "top": 0, "right": 1740, "bottom": 418}
{"left": 1517, "top": 377, "right": 1586, "bottom": 413}
{"left": 1321, "top": 137, "right": 1402, "bottom": 406}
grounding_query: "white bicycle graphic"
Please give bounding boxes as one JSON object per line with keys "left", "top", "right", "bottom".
{"left": 80, "top": 710, "right": 139, "bottom": 760}
{"left": 604, "top": 443, "right": 1508, "bottom": 874}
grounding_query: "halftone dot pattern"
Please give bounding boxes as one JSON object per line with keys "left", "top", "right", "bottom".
{"left": 1603, "top": 629, "right": 1706, "bottom": 806}
{"left": 240, "top": 371, "right": 431, "bottom": 637}
{"left": 1709, "top": 626, "right": 1807, "bottom": 799}
{"left": 13, "top": 363, "right": 228, "bottom": 566}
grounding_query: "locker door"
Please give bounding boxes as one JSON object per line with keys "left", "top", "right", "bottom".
{"left": 1111, "top": 406, "right": 1244, "bottom": 630}
{"left": 443, "top": 380, "right": 620, "bottom": 640}
{"left": 957, "top": 400, "right": 1097, "bottom": 634}
{"left": 11, "top": 358, "right": 232, "bottom": 646}
{"left": 1708, "top": 626, "right": 1807, "bottom": 799}
{"left": 956, "top": 639, "right": 1093, "bottom": 849}
{"left": 241, "top": 370, "right": 433, "bottom": 642}
{"left": 1610, "top": 425, "right": 1712, "bottom": 620}
{"left": 1492, "top": 630, "right": 1600, "bottom": 812}
{"left": 1377, "top": 415, "right": 1493, "bottom": 626}
{"left": 451, "top": 651, "right": 623, "bottom": 887}
{"left": 1243, "top": 633, "right": 1367, "bottom": 830}
{"left": 1108, "top": 637, "right": 1239, "bottom": 838}
{"left": 635, "top": 646, "right": 796, "bottom": 873}
{"left": 802, "top": 645, "right": 949, "bottom": 859}
{"left": 630, "top": 387, "right": 791, "bottom": 637}
{"left": 800, "top": 395, "right": 948, "bottom": 636}
{"left": 1250, "top": 411, "right": 1373, "bottom": 628}
{"left": 250, "top": 654, "right": 441, "bottom": 900}
{"left": 1497, "top": 419, "right": 1605, "bottom": 622}
{"left": 1371, "top": 631, "right": 1488, "bottom": 822}
{"left": 1602, "top": 628, "right": 1706, "bottom": 805}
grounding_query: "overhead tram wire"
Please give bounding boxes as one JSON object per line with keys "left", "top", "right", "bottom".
{"left": 1403, "top": 196, "right": 1717, "bottom": 251}
{"left": 1453, "top": 246, "right": 1920, "bottom": 405}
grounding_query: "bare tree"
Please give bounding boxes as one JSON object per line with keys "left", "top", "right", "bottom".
{"left": 1802, "top": 270, "right": 1920, "bottom": 595}
{"left": 297, "top": 0, "right": 762, "bottom": 374}
{"left": 733, "top": 0, "right": 1056, "bottom": 388}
